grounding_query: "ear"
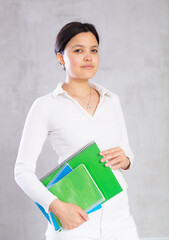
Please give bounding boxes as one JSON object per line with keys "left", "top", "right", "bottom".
{"left": 57, "top": 52, "right": 65, "bottom": 65}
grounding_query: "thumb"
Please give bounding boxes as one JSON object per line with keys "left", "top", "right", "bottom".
{"left": 79, "top": 210, "right": 89, "bottom": 221}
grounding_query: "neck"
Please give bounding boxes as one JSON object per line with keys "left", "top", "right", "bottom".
{"left": 63, "top": 78, "right": 91, "bottom": 97}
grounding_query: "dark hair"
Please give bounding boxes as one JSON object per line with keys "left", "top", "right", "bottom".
{"left": 55, "top": 21, "right": 100, "bottom": 56}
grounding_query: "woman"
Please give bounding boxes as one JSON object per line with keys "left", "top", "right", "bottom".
{"left": 14, "top": 21, "right": 139, "bottom": 240}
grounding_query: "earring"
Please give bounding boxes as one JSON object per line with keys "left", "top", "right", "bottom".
{"left": 62, "top": 64, "right": 66, "bottom": 71}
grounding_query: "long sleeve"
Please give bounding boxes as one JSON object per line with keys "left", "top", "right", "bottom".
{"left": 14, "top": 98, "right": 57, "bottom": 213}
{"left": 115, "top": 95, "right": 134, "bottom": 167}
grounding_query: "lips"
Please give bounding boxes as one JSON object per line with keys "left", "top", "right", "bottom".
{"left": 82, "top": 65, "right": 94, "bottom": 68}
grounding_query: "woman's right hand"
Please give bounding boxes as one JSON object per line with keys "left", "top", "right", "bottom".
{"left": 49, "top": 198, "right": 89, "bottom": 230}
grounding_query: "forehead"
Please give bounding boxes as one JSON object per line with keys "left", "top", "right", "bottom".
{"left": 66, "top": 32, "right": 98, "bottom": 48}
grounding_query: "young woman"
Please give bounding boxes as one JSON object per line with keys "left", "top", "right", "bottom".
{"left": 14, "top": 21, "right": 139, "bottom": 240}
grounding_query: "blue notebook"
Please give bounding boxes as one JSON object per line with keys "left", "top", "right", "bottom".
{"left": 35, "top": 163, "right": 102, "bottom": 231}
{"left": 46, "top": 163, "right": 72, "bottom": 189}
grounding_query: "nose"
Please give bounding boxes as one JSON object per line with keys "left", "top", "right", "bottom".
{"left": 84, "top": 51, "right": 92, "bottom": 61}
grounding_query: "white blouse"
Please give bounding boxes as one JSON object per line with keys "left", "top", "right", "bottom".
{"left": 14, "top": 81, "right": 134, "bottom": 213}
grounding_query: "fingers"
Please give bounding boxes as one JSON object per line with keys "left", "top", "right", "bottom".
{"left": 103, "top": 154, "right": 129, "bottom": 169}
{"left": 110, "top": 161, "right": 123, "bottom": 170}
{"left": 106, "top": 157, "right": 124, "bottom": 170}
{"left": 58, "top": 203, "right": 89, "bottom": 230}
{"left": 100, "top": 150, "right": 124, "bottom": 163}
{"left": 100, "top": 154, "right": 127, "bottom": 170}
{"left": 100, "top": 146, "right": 121, "bottom": 155}
{"left": 100, "top": 146, "right": 121, "bottom": 156}
{"left": 64, "top": 207, "right": 89, "bottom": 230}
{"left": 104, "top": 156, "right": 122, "bottom": 167}
{"left": 79, "top": 209, "right": 89, "bottom": 221}
{"left": 61, "top": 212, "right": 87, "bottom": 230}
{"left": 62, "top": 221, "right": 80, "bottom": 230}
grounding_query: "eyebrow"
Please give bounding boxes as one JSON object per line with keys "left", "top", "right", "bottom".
{"left": 72, "top": 44, "right": 98, "bottom": 49}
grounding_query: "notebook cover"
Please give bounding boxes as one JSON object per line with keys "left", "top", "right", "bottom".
{"left": 47, "top": 163, "right": 102, "bottom": 214}
{"left": 36, "top": 163, "right": 102, "bottom": 231}
{"left": 48, "top": 164, "right": 105, "bottom": 230}
{"left": 41, "top": 140, "right": 123, "bottom": 203}
{"left": 48, "top": 164, "right": 105, "bottom": 210}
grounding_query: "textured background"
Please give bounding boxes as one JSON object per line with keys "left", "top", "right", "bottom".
{"left": 0, "top": 0, "right": 169, "bottom": 239}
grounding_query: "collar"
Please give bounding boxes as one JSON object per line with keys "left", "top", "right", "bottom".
{"left": 52, "top": 81, "right": 113, "bottom": 98}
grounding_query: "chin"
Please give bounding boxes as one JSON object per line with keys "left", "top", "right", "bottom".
{"left": 79, "top": 74, "right": 95, "bottom": 80}
{"left": 70, "top": 69, "right": 97, "bottom": 79}
{"left": 80, "top": 70, "right": 97, "bottom": 78}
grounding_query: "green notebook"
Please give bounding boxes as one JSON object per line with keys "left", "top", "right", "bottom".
{"left": 49, "top": 164, "right": 104, "bottom": 210}
{"left": 41, "top": 140, "right": 123, "bottom": 203}
{"left": 48, "top": 164, "right": 105, "bottom": 229}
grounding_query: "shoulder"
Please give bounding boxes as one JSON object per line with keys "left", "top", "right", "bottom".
{"left": 103, "top": 86, "right": 120, "bottom": 103}
{"left": 108, "top": 91, "right": 119, "bottom": 100}
{"left": 108, "top": 91, "right": 121, "bottom": 107}
{"left": 99, "top": 84, "right": 121, "bottom": 108}
{"left": 32, "top": 89, "right": 59, "bottom": 106}
{"left": 29, "top": 91, "right": 56, "bottom": 117}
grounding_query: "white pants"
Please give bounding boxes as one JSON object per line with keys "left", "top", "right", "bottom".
{"left": 45, "top": 189, "right": 139, "bottom": 240}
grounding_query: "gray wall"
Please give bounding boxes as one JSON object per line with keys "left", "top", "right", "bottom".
{"left": 1, "top": 0, "right": 169, "bottom": 239}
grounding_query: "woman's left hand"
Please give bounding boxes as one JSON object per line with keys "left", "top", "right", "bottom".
{"left": 99, "top": 146, "right": 130, "bottom": 170}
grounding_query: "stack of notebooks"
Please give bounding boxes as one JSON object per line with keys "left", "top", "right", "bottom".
{"left": 35, "top": 140, "right": 123, "bottom": 232}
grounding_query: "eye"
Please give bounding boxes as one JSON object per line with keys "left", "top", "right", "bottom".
{"left": 92, "top": 49, "right": 98, "bottom": 53}
{"left": 74, "top": 49, "right": 82, "bottom": 53}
